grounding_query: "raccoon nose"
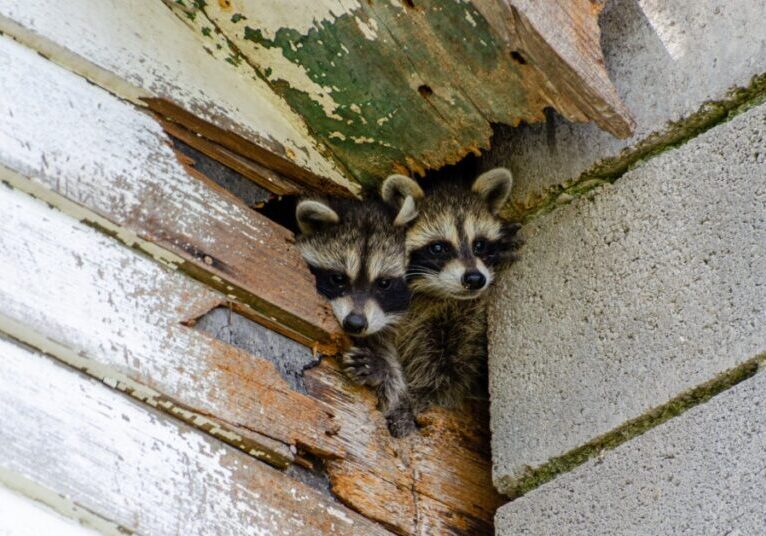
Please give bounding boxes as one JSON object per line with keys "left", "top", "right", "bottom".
{"left": 462, "top": 271, "right": 486, "bottom": 290}
{"left": 343, "top": 313, "right": 368, "bottom": 334}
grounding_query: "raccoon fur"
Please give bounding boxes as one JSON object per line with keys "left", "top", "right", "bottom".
{"left": 381, "top": 168, "right": 522, "bottom": 436}
{"left": 295, "top": 179, "right": 423, "bottom": 412}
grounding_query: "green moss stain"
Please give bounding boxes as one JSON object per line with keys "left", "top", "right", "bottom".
{"left": 224, "top": 0, "right": 528, "bottom": 186}
{"left": 513, "top": 72, "right": 766, "bottom": 223}
{"left": 497, "top": 354, "right": 766, "bottom": 497}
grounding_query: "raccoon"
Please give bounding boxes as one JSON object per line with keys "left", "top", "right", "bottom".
{"left": 295, "top": 179, "right": 423, "bottom": 413}
{"left": 381, "top": 168, "right": 522, "bottom": 436}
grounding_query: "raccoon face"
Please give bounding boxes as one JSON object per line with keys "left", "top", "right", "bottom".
{"left": 401, "top": 168, "right": 518, "bottom": 300}
{"left": 296, "top": 178, "right": 423, "bottom": 337}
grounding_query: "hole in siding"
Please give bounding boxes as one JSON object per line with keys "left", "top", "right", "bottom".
{"left": 193, "top": 306, "right": 318, "bottom": 393}
{"left": 510, "top": 50, "right": 527, "bottom": 65}
{"left": 417, "top": 84, "right": 434, "bottom": 98}
{"left": 169, "top": 135, "right": 301, "bottom": 233}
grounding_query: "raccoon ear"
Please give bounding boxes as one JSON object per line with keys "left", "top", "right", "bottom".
{"left": 380, "top": 174, "right": 424, "bottom": 227}
{"left": 296, "top": 200, "right": 340, "bottom": 235}
{"left": 472, "top": 167, "right": 513, "bottom": 215}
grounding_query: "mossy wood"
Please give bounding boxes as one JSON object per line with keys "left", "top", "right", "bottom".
{"left": 2, "top": 0, "right": 632, "bottom": 194}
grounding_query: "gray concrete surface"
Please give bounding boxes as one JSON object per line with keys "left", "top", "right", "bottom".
{"left": 488, "top": 101, "right": 766, "bottom": 493}
{"left": 482, "top": 0, "right": 766, "bottom": 211}
{"left": 496, "top": 368, "right": 766, "bottom": 535}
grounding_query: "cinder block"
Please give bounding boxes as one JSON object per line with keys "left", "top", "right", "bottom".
{"left": 483, "top": 0, "right": 766, "bottom": 212}
{"left": 496, "top": 368, "right": 766, "bottom": 535}
{"left": 488, "top": 101, "right": 766, "bottom": 493}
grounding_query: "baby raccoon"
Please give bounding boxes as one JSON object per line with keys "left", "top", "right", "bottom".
{"left": 295, "top": 179, "right": 423, "bottom": 412}
{"left": 381, "top": 168, "right": 522, "bottom": 436}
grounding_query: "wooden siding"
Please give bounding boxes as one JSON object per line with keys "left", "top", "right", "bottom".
{"left": 1, "top": 0, "right": 631, "bottom": 191}
{"left": 0, "top": 35, "right": 344, "bottom": 353}
{"left": 0, "top": 337, "right": 390, "bottom": 535}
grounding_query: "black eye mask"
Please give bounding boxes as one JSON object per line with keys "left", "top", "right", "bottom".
{"left": 374, "top": 277, "right": 411, "bottom": 313}
{"left": 407, "top": 241, "right": 457, "bottom": 279}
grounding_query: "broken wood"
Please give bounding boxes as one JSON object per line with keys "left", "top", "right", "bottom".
{"left": 0, "top": 182, "right": 343, "bottom": 466}
{"left": 0, "top": 35, "right": 345, "bottom": 352}
{"left": 2, "top": 0, "right": 631, "bottom": 192}
{"left": 0, "top": 337, "right": 390, "bottom": 535}
{"left": 304, "top": 362, "right": 504, "bottom": 535}
{"left": 0, "top": 0, "right": 356, "bottom": 195}
{"left": 177, "top": 0, "right": 633, "bottom": 186}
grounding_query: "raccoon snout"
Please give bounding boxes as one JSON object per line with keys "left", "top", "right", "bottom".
{"left": 462, "top": 270, "right": 486, "bottom": 290}
{"left": 343, "top": 313, "right": 368, "bottom": 334}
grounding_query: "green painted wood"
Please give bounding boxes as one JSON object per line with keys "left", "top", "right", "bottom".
{"left": 170, "top": 0, "right": 634, "bottom": 190}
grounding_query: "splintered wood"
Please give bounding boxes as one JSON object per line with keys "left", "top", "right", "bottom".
{"left": 0, "top": 338, "right": 389, "bottom": 535}
{"left": 0, "top": 35, "right": 344, "bottom": 353}
{"left": 305, "top": 362, "right": 504, "bottom": 535}
{"left": 0, "top": 182, "right": 342, "bottom": 466}
{"left": 0, "top": 0, "right": 632, "bottom": 190}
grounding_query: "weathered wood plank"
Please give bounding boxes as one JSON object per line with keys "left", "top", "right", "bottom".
{"left": 0, "top": 35, "right": 344, "bottom": 352}
{"left": 0, "top": 183, "right": 343, "bottom": 465}
{"left": 170, "top": 0, "right": 632, "bottom": 185}
{"left": 0, "top": 0, "right": 356, "bottom": 195}
{"left": 0, "top": 337, "right": 390, "bottom": 535}
{"left": 476, "top": 0, "right": 635, "bottom": 137}
{"left": 304, "top": 362, "right": 504, "bottom": 535}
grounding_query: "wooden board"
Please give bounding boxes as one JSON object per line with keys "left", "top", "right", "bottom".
{"left": 1, "top": 0, "right": 630, "bottom": 190}
{"left": 0, "top": 337, "right": 390, "bottom": 535}
{"left": 0, "top": 35, "right": 345, "bottom": 352}
{"left": 304, "top": 362, "right": 505, "bottom": 535}
{"left": 0, "top": 0, "right": 356, "bottom": 195}
{"left": 171, "top": 0, "right": 633, "bottom": 185}
{"left": 0, "top": 182, "right": 343, "bottom": 467}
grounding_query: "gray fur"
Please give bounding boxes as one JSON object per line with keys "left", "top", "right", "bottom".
{"left": 384, "top": 169, "right": 522, "bottom": 436}
{"left": 295, "top": 195, "right": 416, "bottom": 424}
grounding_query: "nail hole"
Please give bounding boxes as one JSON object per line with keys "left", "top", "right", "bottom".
{"left": 403, "top": 0, "right": 415, "bottom": 8}
{"left": 417, "top": 84, "right": 433, "bottom": 98}
{"left": 510, "top": 50, "right": 527, "bottom": 65}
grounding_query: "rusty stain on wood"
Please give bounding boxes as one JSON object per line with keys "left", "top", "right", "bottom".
{"left": 159, "top": 116, "right": 304, "bottom": 196}
{"left": 0, "top": 183, "right": 345, "bottom": 465}
{"left": 304, "top": 361, "right": 504, "bottom": 535}
{"left": 0, "top": 37, "right": 347, "bottom": 354}
{"left": 146, "top": 98, "right": 356, "bottom": 197}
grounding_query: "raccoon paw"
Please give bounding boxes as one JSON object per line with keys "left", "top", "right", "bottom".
{"left": 386, "top": 407, "right": 417, "bottom": 438}
{"left": 342, "top": 347, "right": 389, "bottom": 387}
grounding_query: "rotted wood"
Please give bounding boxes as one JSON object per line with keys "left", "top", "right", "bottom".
{"left": 174, "top": 0, "right": 633, "bottom": 186}
{"left": 3, "top": 0, "right": 630, "bottom": 192}
{"left": 0, "top": 338, "right": 391, "bottom": 535}
{"left": 0, "top": 0, "right": 357, "bottom": 196}
{"left": 304, "top": 362, "right": 504, "bottom": 535}
{"left": 0, "top": 183, "right": 343, "bottom": 467}
{"left": 0, "top": 35, "right": 345, "bottom": 353}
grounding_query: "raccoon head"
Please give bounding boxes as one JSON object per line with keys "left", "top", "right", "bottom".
{"left": 295, "top": 178, "right": 423, "bottom": 337}
{"left": 401, "top": 168, "right": 520, "bottom": 300}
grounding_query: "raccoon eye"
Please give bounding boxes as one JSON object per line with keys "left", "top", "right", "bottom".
{"left": 473, "top": 239, "right": 487, "bottom": 254}
{"left": 376, "top": 278, "right": 391, "bottom": 290}
{"left": 428, "top": 242, "right": 448, "bottom": 255}
{"left": 330, "top": 273, "right": 348, "bottom": 287}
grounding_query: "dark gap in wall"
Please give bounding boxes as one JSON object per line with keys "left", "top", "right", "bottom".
{"left": 193, "top": 306, "right": 319, "bottom": 394}
{"left": 170, "top": 135, "right": 302, "bottom": 232}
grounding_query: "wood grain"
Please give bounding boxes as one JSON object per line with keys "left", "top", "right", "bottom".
{"left": 0, "top": 337, "right": 389, "bottom": 535}
{"left": 0, "top": 0, "right": 356, "bottom": 194}
{"left": 0, "top": 182, "right": 343, "bottom": 465}
{"left": 0, "top": 35, "right": 345, "bottom": 352}
{"left": 304, "top": 362, "right": 505, "bottom": 535}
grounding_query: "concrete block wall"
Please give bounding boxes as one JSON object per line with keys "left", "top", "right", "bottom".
{"left": 486, "top": 1, "right": 766, "bottom": 532}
